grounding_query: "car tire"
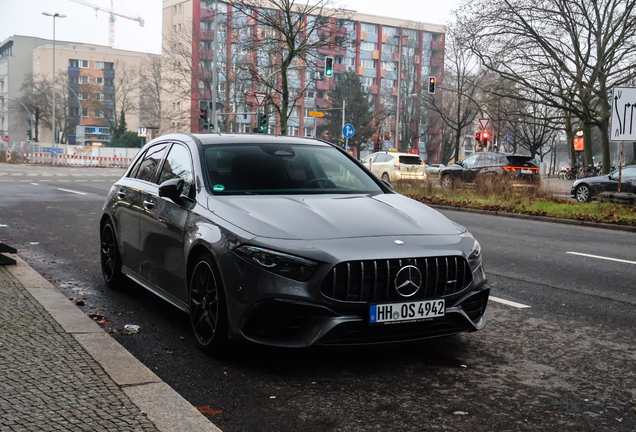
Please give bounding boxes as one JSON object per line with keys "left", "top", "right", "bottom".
{"left": 381, "top": 172, "right": 390, "bottom": 182}
{"left": 100, "top": 220, "right": 127, "bottom": 289}
{"left": 189, "top": 253, "right": 228, "bottom": 354}
{"left": 575, "top": 184, "right": 591, "bottom": 203}
{"left": 441, "top": 175, "right": 453, "bottom": 188}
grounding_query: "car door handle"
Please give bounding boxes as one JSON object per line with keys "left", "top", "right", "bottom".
{"left": 143, "top": 198, "right": 155, "bottom": 210}
{"left": 116, "top": 189, "right": 126, "bottom": 199}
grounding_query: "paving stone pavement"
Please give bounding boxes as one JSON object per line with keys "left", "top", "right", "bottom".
{"left": 0, "top": 266, "right": 159, "bottom": 432}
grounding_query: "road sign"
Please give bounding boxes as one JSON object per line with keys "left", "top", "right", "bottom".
{"left": 253, "top": 92, "right": 267, "bottom": 107}
{"left": 138, "top": 127, "right": 147, "bottom": 137}
{"left": 3, "top": 135, "right": 8, "bottom": 142}
{"left": 343, "top": 123, "right": 355, "bottom": 138}
{"left": 574, "top": 137, "right": 584, "bottom": 151}
{"left": 478, "top": 118, "right": 489, "bottom": 129}
{"left": 309, "top": 111, "right": 324, "bottom": 117}
{"left": 611, "top": 87, "right": 636, "bottom": 141}
{"left": 505, "top": 132, "right": 511, "bottom": 143}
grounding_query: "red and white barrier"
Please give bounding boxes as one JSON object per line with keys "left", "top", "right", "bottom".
{"left": 22, "top": 153, "right": 132, "bottom": 168}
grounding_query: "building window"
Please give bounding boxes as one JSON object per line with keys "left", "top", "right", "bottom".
{"left": 362, "top": 23, "right": 378, "bottom": 34}
{"left": 104, "top": 78, "right": 114, "bottom": 86}
{"left": 79, "top": 60, "right": 89, "bottom": 68}
{"left": 304, "top": 127, "right": 314, "bottom": 137}
{"left": 199, "top": 80, "right": 205, "bottom": 89}
{"left": 344, "top": 57, "right": 355, "bottom": 67}
{"left": 97, "top": 93, "right": 104, "bottom": 101}
{"left": 382, "top": 61, "right": 397, "bottom": 71}
{"left": 383, "top": 26, "right": 398, "bottom": 37}
{"left": 360, "top": 42, "right": 377, "bottom": 52}
{"left": 174, "top": 5, "right": 177, "bottom": 14}
{"left": 305, "top": 89, "right": 315, "bottom": 99}
{"left": 95, "top": 76, "right": 104, "bottom": 85}
{"left": 403, "top": 29, "right": 418, "bottom": 39}
{"left": 95, "top": 61, "right": 104, "bottom": 70}
{"left": 104, "top": 62, "right": 114, "bottom": 70}
{"left": 78, "top": 92, "right": 88, "bottom": 100}
{"left": 69, "top": 59, "right": 79, "bottom": 67}
{"left": 361, "top": 59, "right": 377, "bottom": 69}
{"left": 70, "top": 108, "right": 79, "bottom": 117}
{"left": 69, "top": 76, "right": 78, "bottom": 84}
{"left": 287, "top": 126, "right": 298, "bottom": 136}
{"left": 178, "top": 4, "right": 182, "bottom": 13}
{"left": 79, "top": 75, "right": 89, "bottom": 84}
{"left": 290, "top": 106, "right": 300, "bottom": 118}
{"left": 95, "top": 110, "right": 104, "bottom": 118}
{"left": 381, "top": 79, "right": 395, "bottom": 88}
{"left": 361, "top": 77, "right": 375, "bottom": 87}
{"left": 81, "top": 108, "right": 89, "bottom": 117}
{"left": 178, "top": 23, "right": 181, "bottom": 32}
{"left": 383, "top": 44, "right": 398, "bottom": 54}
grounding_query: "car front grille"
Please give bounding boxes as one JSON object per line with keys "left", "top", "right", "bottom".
{"left": 321, "top": 256, "right": 472, "bottom": 303}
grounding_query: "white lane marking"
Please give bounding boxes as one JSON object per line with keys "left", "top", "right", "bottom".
{"left": 489, "top": 296, "right": 531, "bottom": 308}
{"left": 31, "top": 183, "right": 39, "bottom": 185}
{"left": 566, "top": 251, "right": 636, "bottom": 265}
{"left": 57, "top": 188, "right": 87, "bottom": 195}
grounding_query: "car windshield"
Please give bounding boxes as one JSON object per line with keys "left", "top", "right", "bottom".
{"left": 203, "top": 143, "right": 384, "bottom": 195}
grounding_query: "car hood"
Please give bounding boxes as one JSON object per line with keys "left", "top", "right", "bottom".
{"left": 207, "top": 193, "right": 459, "bottom": 240}
{"left": 574, "top": 174, "right": 611, "bottom": 185}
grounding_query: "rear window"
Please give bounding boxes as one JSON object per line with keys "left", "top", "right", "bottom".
{"left": 506, "top": 156, "right": 537, "bottom": 167}
{"left": 399, "top": 156, "right": 423, "bottom": 165}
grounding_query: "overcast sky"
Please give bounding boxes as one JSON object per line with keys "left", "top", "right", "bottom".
{"left": 0, "top": 0, "right": 458, "bottom": 54}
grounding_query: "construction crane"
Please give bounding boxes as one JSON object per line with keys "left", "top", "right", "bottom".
{"left": 70, "top": 0, "right": 144, "bottom": 48}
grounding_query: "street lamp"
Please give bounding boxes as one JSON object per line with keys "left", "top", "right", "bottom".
{"left": 42, "top": 12, "right": 66, "bottom": 147}
{"left": 393, "top": 34, "right": 407, "bottom": 149}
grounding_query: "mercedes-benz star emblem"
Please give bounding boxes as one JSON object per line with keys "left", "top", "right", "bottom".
{"left": 394, "top": 265, "right": 422, "bottom": 297}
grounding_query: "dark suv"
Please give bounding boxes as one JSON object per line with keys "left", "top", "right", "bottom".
{"left": 440, "top": 152, "right": 540, "bottom": 187}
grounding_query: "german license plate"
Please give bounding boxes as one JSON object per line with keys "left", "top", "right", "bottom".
{"left": 370, "top": 300, "right": 445, "bottom": 324}
{"left": 521, "top": 169, "right": 533, "bottom": 174}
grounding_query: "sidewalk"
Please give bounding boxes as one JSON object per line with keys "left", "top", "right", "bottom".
{"left": 0, "top": 254, "right": 220, "bottom": 432}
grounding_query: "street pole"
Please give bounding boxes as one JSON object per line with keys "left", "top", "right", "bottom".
{"left": 618, "top": 142, "right": 624, "bottom": 192}
{"left": 43, "top": 12, "right": 66, "bottom": 149}
{"left": 3, "top": 97, "right": 34, "bottom": 162}
{"left": 341, "top": 99, "right": 345, "bottom": 143}
{"left": 394, "top": 35, "right": 403, "bottom": 150}
{"left": 211, "top": 0, "right": 219, "bottom": 132}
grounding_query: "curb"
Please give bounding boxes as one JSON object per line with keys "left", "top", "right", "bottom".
{"left": 5, "top": 253, "right": 221, "bottom": 432}
{"left": 429, "top": 204, "right": 636, "bottom": 233}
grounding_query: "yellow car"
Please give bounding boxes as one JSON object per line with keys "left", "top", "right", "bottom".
{"left": 362, "top": 150, "right": 427, "bottom": 183}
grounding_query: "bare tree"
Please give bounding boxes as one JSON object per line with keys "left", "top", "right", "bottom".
{"left": 139, "top": 55, "right": 164, "bottom": 131}
{"left": 229, "top": 0, "right": 352, "bottom": 135}
{"left": 455, "top": 0, "right": 636, "bottom": 173}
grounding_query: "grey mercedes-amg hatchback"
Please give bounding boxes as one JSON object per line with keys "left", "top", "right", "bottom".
{"left": 100, "top": 134, "right": 489, "bottom": 353}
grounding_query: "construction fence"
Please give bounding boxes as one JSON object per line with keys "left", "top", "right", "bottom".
{"left": 0, "top": 141, "right": 141, "bottom": 167}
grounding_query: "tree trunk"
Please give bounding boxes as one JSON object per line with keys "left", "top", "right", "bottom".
{"left": 583, "top": 122, "right": 594, "bottom": 166}
{"left": 453, "top": 129, "right": 461, "bottom": 162}
{"left": 598, "top": 102, "right": 611, "bottom": 174}
{"left": 564, "top": 115, "right": 575, "bottom": 165}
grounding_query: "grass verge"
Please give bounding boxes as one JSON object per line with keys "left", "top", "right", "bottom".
{"left": 394, "top": 179, "right": 636, "bottom": 226}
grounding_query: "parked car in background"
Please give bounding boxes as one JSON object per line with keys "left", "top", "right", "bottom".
{"left": 571, "top": 165, "right": 636, "bottom": 202}
{"left": 100, "top": 134, "right": 488, "bottom": 353}
{"left": 440, "top": 152, "right": 540, "bottom": 187}
{"left": 425, "top": 164, "right": 445, "bottom": 177}
{"left": 361, "top": 149, "right": 426, "bottom": 183}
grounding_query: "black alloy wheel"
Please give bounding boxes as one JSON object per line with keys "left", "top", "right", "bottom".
{"left": 100, "top": 220, "right": 125, "bottom": 289}
{"left": 575, "top": 184, "right": 590, "bottom": 202}
{"left": 189, "top": 254, "right": 227, "bottom": 353}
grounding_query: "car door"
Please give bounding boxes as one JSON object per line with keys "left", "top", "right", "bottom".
{"left": 620, "top": 167, "right": 636, "bottom": 193}
{"left": 372, "top": 153, "right": 390, "bottom": 177}
{"left": 460, "top": 154, "right": 481, "bottom": 182}
{"left": 139, "top": 142, "right": 195, "bottom": 303}
{"left": 111, "top": 149, "right": 148, "bottom": 274}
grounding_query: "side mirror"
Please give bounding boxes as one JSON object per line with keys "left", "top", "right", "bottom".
{"left": 381, "top": 179, "right": 393, "bottom": 190}
{"left": 159, "top": 178, "right": 184, "bottom": 202}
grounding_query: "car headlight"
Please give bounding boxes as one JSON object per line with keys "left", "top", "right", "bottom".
{"left": 234, "top": 246, "right": 318, "bottom": 281}
{"left": 467, "top": 239, "right": 482, "bottom": 272}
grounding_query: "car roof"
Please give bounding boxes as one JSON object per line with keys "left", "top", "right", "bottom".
{"left": 191, "top": 133, "right": 334, "bottom": 147}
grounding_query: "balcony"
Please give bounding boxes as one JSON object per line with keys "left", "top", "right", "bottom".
{"left": 380, "top": 69, "right": 386, "bottom": 78}
{"left": 201, "top": 8, "right": 214, "bottom": 20}
{"left": 360, "top": 30, "right": 367, "bottom": 41}
{"left": 431, "top": 40, "right": 444, "bottom": 50}
{"left": 372, "top": 50, "right": 379, "bottom": 60}
{"left": 381, "top": 33, "right": 388, "bottom": 43}
{"left": 103, "top": 69, "right": 115, "bottom": 78}
{"left": 414, "top": 55, "right": 421, "bottom": 64}
{"left": 68, "top": 67, "right": 79, "bottom": 74}
{"left": 369, "top": 85, "right": 379, "bottom": 94}
{"left": 334, "top": 46, "right": 346, "bottom": 56}
{"left": 317, "top": 46, "right": 331, "bottom": 55}
{"left": 316, "top": 80, "right": 330, "bottom": 90}
{"left": 430, "top": 57, "right": 443, "bottom": 67}
{"left": 393, "top": 53, "right": 400, "bottom": 62}
{"left": 200, "top": 29, "right": 215, "bottom": 41}
{"left": 334, "top": 63, "right": 346, "bottom": 73}
{"left": 357, "top": 65, "right": 365, "bottom": 75}
{"left": 391, "top": 87, "right": 398, "bottom": 96}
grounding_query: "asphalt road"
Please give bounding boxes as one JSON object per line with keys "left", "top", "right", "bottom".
{"left": 1, "top": 163, "right": 635, "bottom": 432}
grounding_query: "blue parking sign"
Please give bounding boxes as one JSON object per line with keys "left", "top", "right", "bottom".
{"left": 343, "top": 124, "right": 355, "bottom": 138}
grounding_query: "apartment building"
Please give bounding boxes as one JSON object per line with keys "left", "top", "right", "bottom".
{"left": 162, "top": 0, "right": 445, "bottom": 162}
{"left": 32, "top": 42, "right": 158, "bottom": 145}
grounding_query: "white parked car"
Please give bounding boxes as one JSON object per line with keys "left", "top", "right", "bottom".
{"left": 425, "top": 163, "right": 445, "bottom": 176}
{"left": 361, "top": 150, "right": 427, "bottom": 183}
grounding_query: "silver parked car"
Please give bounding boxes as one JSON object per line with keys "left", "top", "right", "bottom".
{"left": 425, "top": 163, "right": 445, "bottom": 177}
{"left": 100, "top": 134, "right": 489, "bottom": 353}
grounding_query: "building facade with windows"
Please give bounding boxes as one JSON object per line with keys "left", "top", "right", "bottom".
{"left": 32, "top": 42, "right": 158, "bottom": 145}
{"left": 162, "top": 0, "right": 445, "bottom": 161}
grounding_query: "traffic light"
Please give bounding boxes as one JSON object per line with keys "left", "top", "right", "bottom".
{"left": 199, "top": 103, "right": 209, "bottom": 130}
{"left": 325, "top": 57, "right": 334, "bottom": 77}
{"left": 26, "top": 129, "right": 32, "bottom": 140}
{"left": 258, "top": 113, "right": 268, "bottom": 132}
{"left": 482, "top": 130, "right": 489, "bottom": 147}
{"left": 340, "top": 138, "right": 345, "bottom": 147}
{"left": 474, "top": 132, "right": 481, "bottom": 143}
{"left": 428, "top": 76, "right": 436, "bottom": 94}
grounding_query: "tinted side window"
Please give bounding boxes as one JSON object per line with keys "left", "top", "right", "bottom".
{"left": 127, "top": 149, "right": 147, "bottom": 178}
{"left": 376, "top": 154, "right": 391, "bottom": 163}
{"left": 462, "top": 154, "right": 479, "bottom": 168}
{"left": 399, "top": 156, "right": 423, "bottom": 165}
{"left": 158, "top": 143, "right": 194, "bottom": 197}
{"left": 135, "top": 143, "right": 170, "bottom": 182}
{"left": 621, "top": 167, "right": 636, "bottom": 177}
